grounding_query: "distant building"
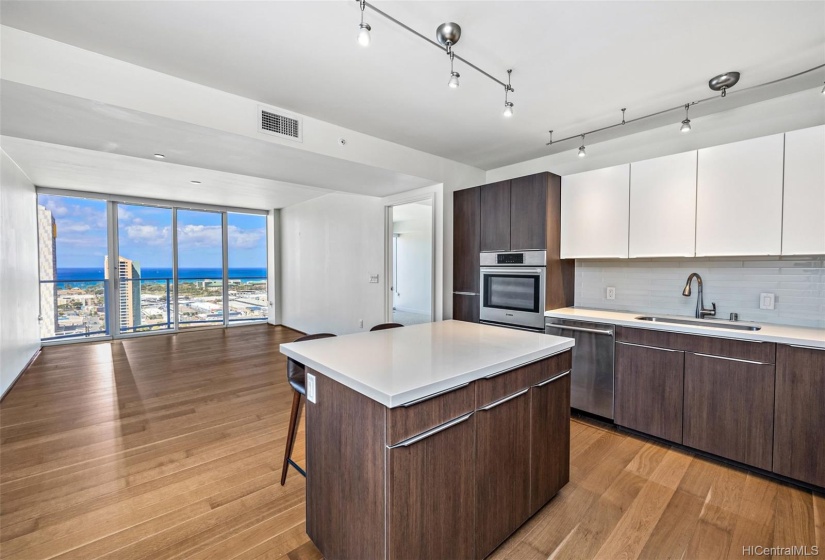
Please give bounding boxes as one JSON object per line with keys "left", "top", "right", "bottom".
{"left": 37, "top": 205, "right": 58, "bottom": 339}
{"left": 105, "top": 256, "right": 141, "bottom": 330}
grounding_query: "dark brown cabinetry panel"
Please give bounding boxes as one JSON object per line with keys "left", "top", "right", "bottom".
{"left": 530, "top": 371, "right": 570, "bottom": 515}
{"left": 453, "top": 187, "right": 481, "bottom": 294}
{"left": 773, "top": 345, "right": 825, "bottom": 487}
{"left": 616, "top": 326, "right": 775, "bottom": 364}
{"left": 387, "top": 415, "right": 476, "bottom": 560}
{"left": 475, "top": 389, "right": 531, "bottom": 558}
{"left": 543, "top": 173, "right": 575, "bottom": 310}
{"left": 683, "top": 353, "right": 775, "bottom": 471}
{"left": 615, "top": 342, "right": 685, "bottom": 443}
{"left": 510, "top": 174, "right": 547, "bottom": 250}
{"left": 452, "top": 293, "right": 479, "bottom": 323}
{"left": 480, "top": 181, "right": 511, "bottom": 252}
{"left": 386, "top": 382, "right": 475, "bottom": 445}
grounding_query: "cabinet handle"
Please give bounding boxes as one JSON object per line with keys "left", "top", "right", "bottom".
{"left": 545, "top": 324, "right": 614, "bottom": 336}
{"left": 617, "top": 341, "right": 682, "bottom": 353}
{"left": 479, "top": 388, "right": 529, "bottom": 411}
{"left": 454, "top": 292, "right": 479, "bottom": 296}
{"left": 789, "top": 344, "right": 825, "bottom": 351}
{"left": 692, "top": 352, "right": 771, "bottom": 366}
{"left": 401, "top": 382, "right": 471, "bottom": 407}
{"left": 387, "top": 412, "right": 473, "bottom": 448}
{"left": 534, "top": 370, "right": 570, "bottom": 387}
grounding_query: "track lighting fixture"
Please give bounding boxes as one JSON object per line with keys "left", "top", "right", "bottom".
{"left": 448, "top": 51, "right": 460, "bottom": 89}
{"left": 502, "top": 69, "right": 514, "bottom": 117}
{"left": 680, "top": 104, "right": 692, "bottom": 133}
{"left": 353, "top": 3, "right": 515, "bottom": 114}
{"left": 709, "top": 72, "right": 740, "bottom": 98}
{"left": 821, "top": 82, "right": 825, "bottom": 95}
{"left": 578, "top": 135, "right": 586, "bottom": 158}
{"left": 357, "top": 0, "right": 371, "bottom": 46}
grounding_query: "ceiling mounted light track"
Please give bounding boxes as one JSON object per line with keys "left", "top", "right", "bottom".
{"left": 545, "top": 63, "right": 825, "bottom": 157}
{"left": 355, "top": 1, "right": 515, "bottom": 115}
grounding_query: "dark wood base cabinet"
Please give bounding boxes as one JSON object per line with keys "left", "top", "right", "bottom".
{"left": 305, "top": 351, "right": 572, "bottom": 560}
{"left": 773, "top": 344, "right": 825, "bottom": 488}
{"left": 453, "top": 293, "right": 480, "bottom": 323}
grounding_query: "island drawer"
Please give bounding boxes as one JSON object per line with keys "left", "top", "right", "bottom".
{"left": 386, "top": 382, "right": 476, "bottom": 446}
{"left": 476, "top": 352, "right": 571, "bottom": 408}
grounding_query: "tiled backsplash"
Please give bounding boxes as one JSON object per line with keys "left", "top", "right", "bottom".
{"left": 574, "top": 257, "right": 825, "bottom": 328}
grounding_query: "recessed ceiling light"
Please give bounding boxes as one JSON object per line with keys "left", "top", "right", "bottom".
{"left": 154, "top": 153, "right": 165, "bottom": 159}
{"left": 190, "top": 180, "right": 202, "bottom": 184}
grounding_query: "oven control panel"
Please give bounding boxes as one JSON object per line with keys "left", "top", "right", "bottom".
{"left": 497, "top": 253, "right": 524, "bottom": 264}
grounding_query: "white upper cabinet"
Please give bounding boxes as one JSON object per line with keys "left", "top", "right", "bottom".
{"left": 782, "top": 125, "right": 825, "bottom": 255}
{"left": 696, "top": 134, "right": 784, "bottom": 257}
{"left": 629, "top": 151, "right": 697, "bottom": 258}
{"left": 561, "top": 164, "right": 630, "bottom": 259}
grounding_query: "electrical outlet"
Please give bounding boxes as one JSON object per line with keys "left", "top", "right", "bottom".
{"left": 759, "top": 293, "right": 775, "bottom": 310}
{"left": 606, "top": 287, "right": 616, "bottom": 300}
{"left": 306, "top": 373, "right": 317, "bottom": 403}
{"left": 369, "top": 274, "right": 379, "bottom": 283}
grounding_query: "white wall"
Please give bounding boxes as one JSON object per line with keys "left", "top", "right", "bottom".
{"left": 0, "top": 149, "right": 41, "bottom": 398}
{"left": 280, "top": 193, "right": 385, "bottom": 335}
{"left": 575, "top": 257, "right": 825, "bottom": 329}
{"left": 267, "top": 209, "right": 281, "bottom": 326}
{"left": 393, "top": 216, "right": 432, "bottom": 316}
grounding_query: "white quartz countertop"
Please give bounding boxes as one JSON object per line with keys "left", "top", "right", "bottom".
{"left": 545, "top": 307, "right": 825, "bottom": 349}
{"left": 279, "top": 320, "right": 574, "bottom": 408}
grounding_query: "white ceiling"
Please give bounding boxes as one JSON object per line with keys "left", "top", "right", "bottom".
{"left": 1, "top": 1, "right": 823, "bottom": 170}
{"left": 0, "top": 80, "right": 435, "bottom": 202}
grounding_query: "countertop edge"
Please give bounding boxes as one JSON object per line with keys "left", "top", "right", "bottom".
{"left": 545, "top": 308, "right": 825, "bottom": 349}
{"left": 280, "top": 339, "right": 575, "bottom": 408}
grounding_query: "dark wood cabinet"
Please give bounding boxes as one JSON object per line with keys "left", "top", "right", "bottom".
{"left": 773, "top": 344, "right": 825, "bottom": 487}
{"left": 510, "top": 174, "right": 548, "bottom": 251}
{"left": 615, "top": 341, "right": 685, "bottom": 443}
{"left": 475, "top": 388, "right": 531, "bottom": 558}
{"left": 479, "top": 181, "right": 511, "bottom": 252}
{"left": 387, "top": 414, "right": 476, "bottom": 560}
{"left": 452, "top": 293, "right": 479, "bottom": 323}
{"left": 683, "top": 352, "right": 775, "bottom": 471}
{"left": 529, "top": 369, "right": 570, "bottom": 515}
{"left": 453, "top": 187, "right": 480, "bottom": 294}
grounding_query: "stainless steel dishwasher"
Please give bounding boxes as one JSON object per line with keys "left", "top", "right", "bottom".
{"left": 545, "top": 317, "right": 615, "bottom": 419}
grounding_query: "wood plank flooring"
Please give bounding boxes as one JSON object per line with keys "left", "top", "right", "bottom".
{"left": 1, "top": 325, "right": 821, "bottom": 559}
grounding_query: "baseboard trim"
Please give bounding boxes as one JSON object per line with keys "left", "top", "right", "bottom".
{"left": 1, "top": 346, "right": 42, "bottom": 402}
{"left": 277, "top": 324, "right": 307, "bottom": 336}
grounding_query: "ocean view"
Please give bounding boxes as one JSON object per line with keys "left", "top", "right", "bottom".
{"left": 54, "top": 267, "right": 267, "bottom": 284}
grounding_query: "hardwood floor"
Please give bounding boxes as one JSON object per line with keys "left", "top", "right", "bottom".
{"left": 1, "top": 325, "right": 821, "bottom": 559}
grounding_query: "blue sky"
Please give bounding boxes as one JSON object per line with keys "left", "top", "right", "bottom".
{"left": 39, "top": 194, "right": 267, "bottom": 270}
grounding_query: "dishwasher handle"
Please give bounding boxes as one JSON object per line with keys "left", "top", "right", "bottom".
{"left": 545, "top": 323, "right": 614, "bottom": 336}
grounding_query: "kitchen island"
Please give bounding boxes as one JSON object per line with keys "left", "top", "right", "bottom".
{"left": 280, "top": 320, "right": 574, "bottom": 560}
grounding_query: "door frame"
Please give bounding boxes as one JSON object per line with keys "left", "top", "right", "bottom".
{"left": 383, "top": 193, "right": 436, "bottom": 324}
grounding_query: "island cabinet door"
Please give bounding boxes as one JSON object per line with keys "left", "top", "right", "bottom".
{"left": 475, "top": 389, "right": 531, "bottom": 559}
{"left": 529, "top": 369, "right": 570, "bottom": 515}
{"left": 387, "top": 413, "right": 476, "bottom": 560}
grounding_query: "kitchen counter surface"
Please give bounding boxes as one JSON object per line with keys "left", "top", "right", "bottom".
{"left": 545, "top": 307, "right": 825, "bottom": 349}
{"left": 280, "top": 319, "right": 574, "bottom": 407}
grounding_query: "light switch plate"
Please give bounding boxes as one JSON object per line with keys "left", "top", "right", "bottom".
{"left": 369, "top": 274, "right": 379, "bottom": 283}
{"left": 606, "top": 287, "right": 616, "bottom": 300}
{"left": 306, "top": 373, "right": 317, "bottom": 404}
{"left": 759, "top": 293, "right": 775, "bottom": 310}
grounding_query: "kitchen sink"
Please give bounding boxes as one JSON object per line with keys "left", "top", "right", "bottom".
{"left": 635, "top": 315, "right": 762, "bottom": 331}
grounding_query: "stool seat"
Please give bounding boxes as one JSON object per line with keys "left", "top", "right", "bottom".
{"left": 370, "top": 322, "right": 404, "bottom": 331}
{"left": 286, "top": 332, "right": 335, "bottom": 394}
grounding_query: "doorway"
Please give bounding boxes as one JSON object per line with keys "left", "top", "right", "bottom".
{"left": 386, "top": 198, "right": 435, "bottom": 325}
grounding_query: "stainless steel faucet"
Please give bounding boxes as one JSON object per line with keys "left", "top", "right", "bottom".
{"left": 682, "top": 273, "right": 716, "bottom": 319}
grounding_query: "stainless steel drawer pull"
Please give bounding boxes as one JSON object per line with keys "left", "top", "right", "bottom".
{"left": 535, "top": 370, "right": 571, "bottom": 387}
{"left": 789, "top": 344, "right": 825, "bottom": 351}
{"left": 454, "top": 292, "right": 479, "bottom": 296}
{"left": 617, "top": 341, "right": 682, "bottom": 353}
{"left": 401, "top": 382, "right": 471, "bottom": 407}
{"left": 387, "top": 412, "right": 474, "bottom": 448}
{"left": 479, "top": 388, "right": 529, "bottom": 411}
{"left": 693, "top": 352, "right": 770, "bottom": 366}
{"left": 545, "top": 324, "right": 614, "bottom": 336}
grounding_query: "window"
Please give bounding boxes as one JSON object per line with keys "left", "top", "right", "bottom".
{"left": 227, "top": 212, "right": 268, "bottom": 322}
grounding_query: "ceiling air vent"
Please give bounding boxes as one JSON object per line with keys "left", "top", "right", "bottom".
{"left": 257, "top": 105, "right": 303, "bottom": 143}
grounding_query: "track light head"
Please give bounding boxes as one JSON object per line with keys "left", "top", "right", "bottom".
{"left": 503, "top": 101, "right": 514, "bottom": 117}
{"left": 680, "top": 104, "right": 691, "bottom": 133}
{"left": 357, "top": 1, "right": 371, "bottom": 46}
{"left": 449, "top": 71, "right": 460, "bottom": 88}
{"left": 821, "top": 82, "right": 825, "bottom": 95}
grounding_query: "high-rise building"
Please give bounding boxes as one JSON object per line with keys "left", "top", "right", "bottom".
{"left": 105, "top": 256, "right": 142, "bottom": 330}
{"left": 37, "top": 205, "right": 58, "bottom": 339}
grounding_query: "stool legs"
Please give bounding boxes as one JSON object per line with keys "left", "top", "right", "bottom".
{"left": 281, "top": 390, "right": 303, "bottom": 485}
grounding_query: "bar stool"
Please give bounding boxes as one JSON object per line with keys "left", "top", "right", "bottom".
{"left": 370, "top": 322, "right": 404, "bottom": 331}
{"left": 281, "top": 332, "right": 336, "bottom": 485}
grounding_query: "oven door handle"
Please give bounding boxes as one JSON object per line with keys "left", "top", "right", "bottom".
{"left": 480, "top": 267, "right": 544, "bottom": 275}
